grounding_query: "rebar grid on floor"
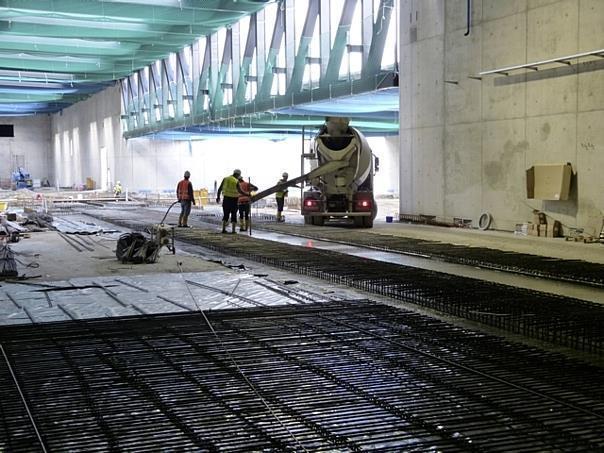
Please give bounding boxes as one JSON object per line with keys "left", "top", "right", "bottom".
{"left": 82, "top": 212, "right": 604, "bottom": 356}
{"left": 199, "top": 211, "right": 604, "bottom": 288}
{"left": 1, "top": 301, "right": 603, "bottom": 452}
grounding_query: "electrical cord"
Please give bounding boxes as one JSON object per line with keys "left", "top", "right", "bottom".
{"left": 160, "top": 201, "right": 180, "bottom": 225}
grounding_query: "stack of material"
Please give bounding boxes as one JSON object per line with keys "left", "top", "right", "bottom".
{"left": 52, "top": 216, "right": 102, "bottom": 234}
{"left": 0, "top": 217, "right": 27, "bottom": 234}
{"left": 0, "top": 245, "right": 17, "bottom": 277}
{"left": 23, "top": 212, "right": 53, "bottom": 229}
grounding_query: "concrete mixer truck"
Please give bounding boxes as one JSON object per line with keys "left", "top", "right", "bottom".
{"left": 251, "top": 117, "right": 378, "bottom": 228}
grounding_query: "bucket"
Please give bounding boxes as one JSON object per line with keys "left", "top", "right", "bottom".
{"left": 0, "top": 202, "right": 7, "bottom": 212}
{"left": 385, "top": 216, "right": 393, "bottom": 223}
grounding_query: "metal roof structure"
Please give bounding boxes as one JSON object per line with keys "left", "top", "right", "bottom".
{"left": 0, "top": 0, "right": 271, "bottom": 115}
{"left": 121, "top": 0, "right": 400, "bottom": 138}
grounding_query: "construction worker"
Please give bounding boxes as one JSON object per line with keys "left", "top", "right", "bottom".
{"left": 275, "top": 172, "right": 290, "bottom": 222}
{"left": 216, "top": 169, "right": 246, "bottom": 234}
{"left": 237, "top": 176, "right": 258, "bottom": 231}
{"left": 113, "top": 181, "right": 122, "bottom": 197}
{"left": 176, "top": 171, "right": 195, "bottom": 227}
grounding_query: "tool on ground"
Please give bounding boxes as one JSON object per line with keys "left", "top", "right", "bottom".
{"left": 121, "top": 201, "right": 178, "bottom": 263}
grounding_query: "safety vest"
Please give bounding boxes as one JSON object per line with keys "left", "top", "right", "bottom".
{"left": 221, "top": 175, "right": 240, "bottom": 198}
{"left": 275, "top": 178, "right": 288, "bottom": 198}
{"left": 177, "top": 179, "right": 191, "bottom": 200}
{"left": 238, "top": 181, "right": 252, "bottom": 204}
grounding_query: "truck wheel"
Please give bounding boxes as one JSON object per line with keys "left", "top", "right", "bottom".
{"left": 313, "top": 216, "right": 325, "bottom": 226}
{"left": 304, "top": 216, "right": 312, "bottom": 225}
{"left": 353, "top": 217, "right": 364, "bottom": 228}
{"left": 362, "top": 216, "right": 374, "bottom": 228}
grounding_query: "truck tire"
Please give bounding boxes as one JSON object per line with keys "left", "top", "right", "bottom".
{"left": 362, "top": 216, "right": 374, "bottom": 228}
{"left": 353, "top": 216, "right": 364, "bottom": 228}
{"left": 304, "top": 216, "right": 312, "bottom": 225}
{"left": 313, "top": 216, "right": 325, "bottom": 226}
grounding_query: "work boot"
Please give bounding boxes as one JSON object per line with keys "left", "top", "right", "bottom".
{"left": 182, "top": 215, "right": 190, "bottom": 228}
{"left": 276, "top": 211, "right": 282, "bottom": 222}
{"left": 231, "top": 222, "right": 237, "bottom": 234}
{"left": 221, "top": 221, "right": 228, "bottom": 233}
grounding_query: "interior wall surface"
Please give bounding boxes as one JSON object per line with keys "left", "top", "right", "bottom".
{"left": 50, "top": 84, "right": 124, "bottom": 190}
{"left": 369, "top": 135, "right": 400, "bottom": 196}
{"left": 0, "top": 116, "right": 51, "bottom": 183}
{"left": 400, "top": 0, "right": 604, "bottom": 233}
{"left": 119, "top": 137, "right": 304, "bottom": 194}
{"left": 122, "top": 134, "right": 400, "bottom": 197}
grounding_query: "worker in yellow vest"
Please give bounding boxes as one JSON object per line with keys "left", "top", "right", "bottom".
{"left": 275, "top": 172, "right": 299, "bottom": 222}
{"left": 216, "top": 169, "right": 248, "bottom": 233}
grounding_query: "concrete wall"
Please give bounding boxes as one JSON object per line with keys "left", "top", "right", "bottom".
{"left": 0, "top": 116, "right": 52, "bottom": 185}
{"left": 51, "top": 85, "right": 125, "bottom": 188}
{"left": 400, "top": 0, "right": 604, "bottom": 233}
{"left": 122, "top": 135, "right": 400, "bottom": 196}
{"left": 120, "top": 137, "right": 303, "bottom": 194}
{"left": 51, "top": 84, "right": 124, "bottom": 190}
{"left": 370, "top": 135, "right": 400, "bottom": 196}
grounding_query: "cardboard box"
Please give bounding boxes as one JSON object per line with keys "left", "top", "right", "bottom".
{"left": 526, "top": 163, "right": 572, "bottom": 200}
{"left": 85, "top": 177, "right": 96, "bottom": 190}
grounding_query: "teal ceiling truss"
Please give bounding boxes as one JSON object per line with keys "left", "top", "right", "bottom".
{"left": 0, "top": 0, "right": 272, "bottom": 115}
{"left": 121, "top": 0, "right": 399, "bottom": 138}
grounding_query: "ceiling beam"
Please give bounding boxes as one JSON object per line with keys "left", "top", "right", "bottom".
{"left": 0, "top": 0, "right": 260, "bottom": 26}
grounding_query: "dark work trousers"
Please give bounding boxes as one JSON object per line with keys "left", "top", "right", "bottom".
{"left": 238, "top": 203, "right": 251, "bottom": 220}
{"left": 222, "top": 196, "right": 239, "bottom": 223}
{"left": 276, "top": 197, "right": 285, "bottom": 212}
{"left": 180, "top": 200, "right": 192, "bottom": 218}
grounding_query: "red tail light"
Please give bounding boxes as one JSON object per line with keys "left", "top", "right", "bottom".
{"left": 303, "top": 198, "right": 320, "bottom": 211}
{"left": 355, "top": 197, "right": 372, "bottom": 211}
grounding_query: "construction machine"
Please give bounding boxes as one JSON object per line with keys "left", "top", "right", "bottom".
{"left": 251, "top": 117, "right": 378, "bottom": 227}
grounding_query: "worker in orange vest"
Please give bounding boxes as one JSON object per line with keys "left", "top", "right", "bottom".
{"left": 176, "top": 171, "right": 195, "bottom": 227}
{"left": 237, "top": 176, "right": 258, "bottom": 231}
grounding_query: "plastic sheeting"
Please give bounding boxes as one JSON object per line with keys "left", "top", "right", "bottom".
{"left": 0, "top": 270, "right": 351, "bottom": 326}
